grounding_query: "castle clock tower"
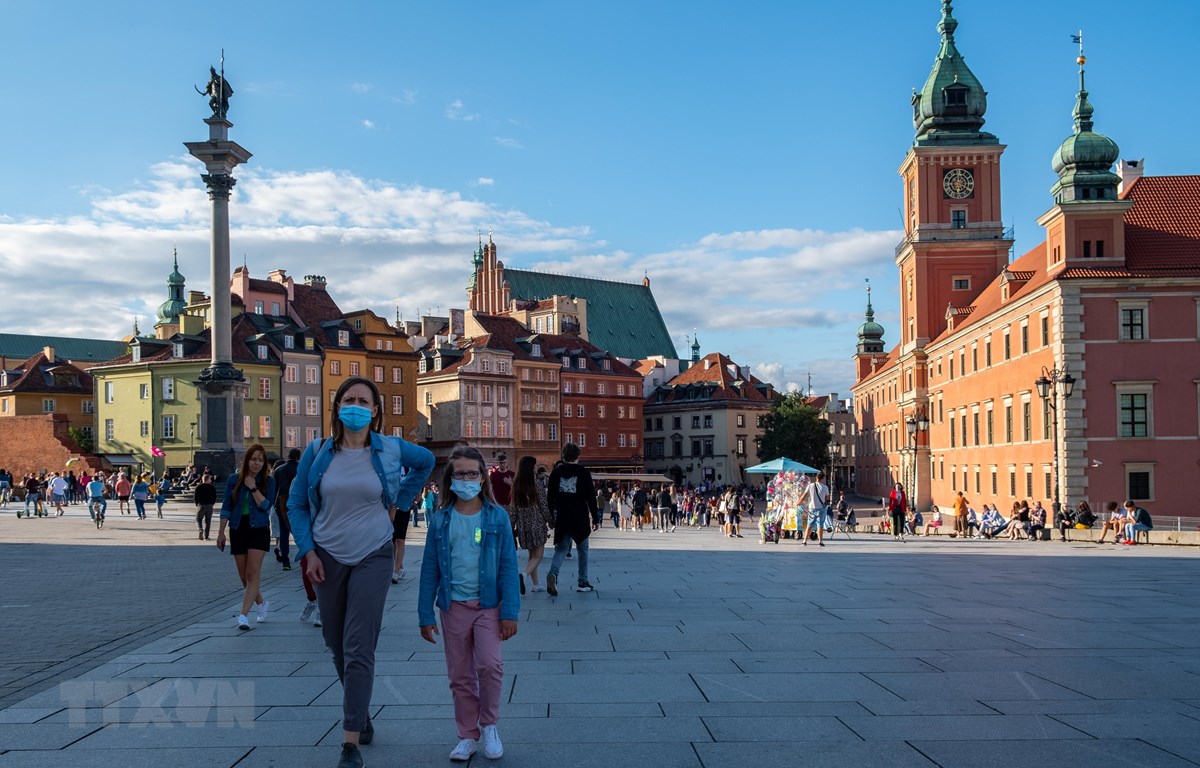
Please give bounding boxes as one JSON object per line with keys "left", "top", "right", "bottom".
{"left": 896, "top": 0, "right": 1013, "bottom": 352}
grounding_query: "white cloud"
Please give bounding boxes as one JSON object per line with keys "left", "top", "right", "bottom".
{"left": 494, "top": 136, "right": 523, "bottom": 150}
{"left": 362, "top": 119, "right": 376, "bottom": 129}
{"left": 445, "top": 99, "right": 480, "bottom": 121}
{"left": 395, "top": 89, "right": 417, "bottom": 105}
{"left": 475, "top": 177, "right": 495, "bottom": 186}
{"left": 350, "top": 82, "right": 372, "bottom": 93}
{"left": 0, "top": 161, "right": 897, "bottom": 399}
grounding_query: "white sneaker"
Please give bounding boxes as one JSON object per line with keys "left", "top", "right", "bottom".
{"left": 312, "top": 610, "right": 321, "bottom": 628}
{"left": 449, "top": 737, "right": 477, "bottom": 762}
{"left": 530, "top": 584, "right": 546, "bottom": 592}
{"left": 299, "top": 601, "right": 317, "bottom": 623}
{"left": 481, "top": 725, "right": 503, "bottom": 759}
{"left": 256, "top": 599, "right": 269, "bottom": 623}
{"left": 397, "top": 568, "right": 406, "bottom": 581}
{"left": 237, "top": 614, "right": 251, "bottom": 631}
{"left": 391, "top": 571, "right": 400, "bottom": 584}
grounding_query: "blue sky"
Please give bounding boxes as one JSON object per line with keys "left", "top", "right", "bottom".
{"left": 2, "top": 0, "right": 1198, "bottom": 396}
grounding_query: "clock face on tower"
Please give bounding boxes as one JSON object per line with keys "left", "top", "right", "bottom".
{"left": 943, "top": 168, "right": 974, "bottom": 199}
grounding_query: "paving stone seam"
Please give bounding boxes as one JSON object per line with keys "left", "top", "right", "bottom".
{"left": 1138, "top": 737, "right": 1200, "bottom": 765}
{"left": 904, "top": 739, "right": 947, "bottom": 767}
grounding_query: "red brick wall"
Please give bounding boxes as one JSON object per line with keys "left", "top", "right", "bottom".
{"left": 0, "top": 414, "right": 104, "bottom": 475}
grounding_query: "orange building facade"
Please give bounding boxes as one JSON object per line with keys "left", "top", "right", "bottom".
{"left": 853, "top": 4, "right": 1200, "bottom": 516}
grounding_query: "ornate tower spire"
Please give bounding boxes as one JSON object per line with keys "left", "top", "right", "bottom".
{"left": 157, "top": 248, "right": 187, "bottom": 325}
{"left": 690, "top": 335, "right": 701, "bottom": 363}
{"left": 911, "top": 0, "right": 996, "bottom": 146}
{"left": 1050, "top": 38, "right": 1120, "bottom": 203}
{"left": 856, "top": 283, "right": 885, "bottom": 355}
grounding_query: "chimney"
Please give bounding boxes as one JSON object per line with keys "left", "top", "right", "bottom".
{"left": 304, "top": 275, "right": 327, "bottom": 291}
{"left": 1118, "top": 159, "right": 1145, "bottom": 195}
{"left": 268, "top": 269, "right": 288, "bottom": 283}
{"left": 43, "top": 346, "right": 56, "bottom": 362}
{"left": 704, "top": 359, "right": 712, "bottom": 370}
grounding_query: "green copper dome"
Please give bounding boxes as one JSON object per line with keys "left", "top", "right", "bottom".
{"left": 156, "top": 250, "right": 186, "bottom": 324}
{"left": 856, "top": 291, "right": 885, "bottom": 354}
{"left": 1050, "top": 59, "right": 1120, "bottom": 203}
{"left": 911, "top": 0, "right": 998, "bottom": 147}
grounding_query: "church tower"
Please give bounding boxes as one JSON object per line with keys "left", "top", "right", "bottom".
{"left": 896, "top": 0, "right": 1012, "bottom": 351}
{"left": 854, "top": 287, "right": 887, "bottom": 380}
{"left": 1037, "top": 45, "right": 1130, "bottom": 273}
{"left": 154, "top": 248, "right": 187, "bottom": 340}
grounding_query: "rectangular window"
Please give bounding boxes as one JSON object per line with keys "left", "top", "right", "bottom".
{"left": 564, "top": 403, "right": 571, "bottom": 418}
{"left": 259, "top": 378, "right": 271, "bottom": 400}
{"left": 599, "top": 406, "right": 606, "bottom": 419}
{"left": 41, "top": 398, "right": 55, "bottom": 413}
{"left": 498, "top": 361, "right": 508, "bottom": 374}
{"left": 392, "top": 367, "right": 403, "bottom": 384}
{"left": 1026, "top": 470, "right": 1033, "bottom": 498}
{"left": 285, "top": 395, "right": 299, "bottom": 415}
{"left": 82, "top": 399, "right": 94, "bottom": 414}
{"left": 162, "top": 378, "right": 175, "bottom": 401}
{"left": 672, "top": 439, "right": 682, "bottom": 457}
{"left": 1041, "top": 316, "right": 1050, "bottom": 347}
{"left": 255, "top": 301, "right": 264, "bottom": 315}
{"left": 139, "top": 420, "right": 149, "bottom": 438}
{"left": 338, "top": 330, "right": 350, "bottom": 347}
{"left": 986, "top": 409, "right": 994, "bottom": 445}
{"left": 548, "top": 423, "right": 557, "bottom": 441}
{"left": 105, "top": 419, "right": 114, "bottom": 441}
{"left": 972, "top": 411, "right": 980, "bottom": 445}
{"left": 162, "top": 415, "right": 176, "bottom": 439}
{"left": 306, "top": 365, "right": 319, "bottom": 384}
{"left": 244, "top": 415, "right": 252, "bottom": 439}
{"left": 961, "top": 413, "right": 967, "bottom": 447}
{"left": 1021, "top": 325, "right": 1029, "bottom": 354}
{"left": 140, "top": 383, "right": 149, "bottom": 399}
{"left": 577, "top": 433, "right": 585, "bottom": 447}
{"left": 1043, "top": 398, "right": 1052, "bottom": 440}
{"left": 1128, "top": 470, "right": 1151, "bottom": 501}
{"left": 736, "top": 437, "right": 746, "bottom": 456}
{"left": 349, "top": 362, "right": 360, "bottom": 377}
{"left": 285, "top": 364, "right": 298, "bottom": 383}
{"left": 991, "top": 469, "right": 997, "bottom": 495}
{"left": 673, "top": 417, "right": 681, "bottom": 430}
{"left": 1022, "top": 402, "right": 1032, "bottom": 441}
{"left": 482, "top": 359, "right": 491, "bottom": 373}
{"left": 703, "top": 415, "right": 713, "bottom": 428}
{"left": 577, "top": 382, "right": 585, "bottom": 395}
{"left": 1005, "top": 405, "right": 1013, "bottom": 443}
{"left": 692, "top": 416, "right": 700, "bottom": 429}
{"left": 1120, "top": 393, "right": 1149, "bottom": 437}
{"left": 284, "top": 335, "right": 296, "bottom": 349}
{"left": 306, "top": 396, "right": 319, "bottom": 416}
{"left": 692, "top": 439, "right": 701, "bottom": 456}
{"left": 523, "top": 423, "right": 532, "bottom": 440}
{"left": 1045, "top": 472, "right": 1053, "bottom": 499}
{"left": 949, "top": 418, "right": 956, "bottom": 447}
{"left": 257, "top": 345, "right": 268, "bottom": 360}
{"left": 1009, "top": 470, "right": 1017, "bottom": 497}
{"left": 481, "top": 421, "right": 491, "bottom": 438}
{"left": 498, "top": 387, "right": 507, "bottom": 404}
{"left": 597, "top": 382, "right": 606, "bottom": 395}
{"left": 951, "top": 211, "right": 967, "bottom": 229}
{"left": 1003, "top": 332, "right": 1011, "bottom": 360}
{"left": 497, "top": 420, "right": 507, "bottom": 438}
{"left": 737, "top": 414, "right": 745, "bottom": 428}
{"left": 577, "top": 405, "right": 585, "bottom": 418}
{"left": 617, "top": 406, "right": 625, "bottom": 419}
{"left": 481, "top": 384, "right": 492, "bottom": 402}
{"left": 598, "top": 433, "right": 608, "bottom": 448}
{"left": 617, "top": 385, "right": 625, "bottom": 396}
{"left": 330, "top": 360, "right": 341, "bottom": 376}
{"left": 535, "top": 393, "right": 545, "bottom": 411}
{"left": 1120, "top": 308, "right": 1146, "bottom": 340}
{"left": 563, "top": 381, "right": 572, "bottom": 394}
{"left": 306, "top": 427, "right": 320, "bottom": 445}
{"left": 985, "top": 339, "right": 992, "bottom": 366}
{"left": 425, "top": 391, "right": 433, "bottom": 407}
{"left": 703, "top": 438, "right": 713, "bottom": 456}
{"left": 258, "top": 416, "right": 272, "bottom": 439}
{"left": 305, "top": 337, "right": 314, "bottom": 351}
{"left": 373, "top": 366, "right": 384, "bottom": 382}
{"left": 392, "top": 395, "right": 404, "bottom": 415}
{"left": 952, "top": 276, "right": 970, "bottom": 289}
{"left": 564, "top": 432, "right": 573, "bottom": 444}
{"left": 465, "top": 384, "right": 476, "bottom": 401}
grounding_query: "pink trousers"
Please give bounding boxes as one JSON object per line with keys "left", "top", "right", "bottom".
{"left": 440, "top": 600, "right": 504, "bottom": 740}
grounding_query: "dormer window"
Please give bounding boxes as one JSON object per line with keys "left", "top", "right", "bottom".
{"left": 419, "top": 358, "right": 427, "bottom": 373}
{"left": 132, "top": 346, "right": 141, "bottom": 363}
{"left": 531, "top": 343, "right": 541, "bottom": 357}
{"left": 173, "top": 343, "right": 185, "bottom": 358}
{"left": 338, "top": 330, "right": 350, "bottom": 347}
{"left": 257, "top": 345, "right": 268, "bottom": 360}
{"left": 562, "top": 355, "right": 570, "bottom": 367}
{"left": 603, "top": 359, "right": 612, "bottom": 371}
{"left": 304, "top": 337, "right": 314, "bottom": 351}
{"left": 943, "top": 84, "right": 968, "bottom": 110}
{"left": 283, "top": 335, "right": 294, "bottom": 349}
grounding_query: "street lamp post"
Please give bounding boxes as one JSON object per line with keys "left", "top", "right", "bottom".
{"left": 905, "top": 411, "right": 930, "bottom": 511}
{"left": 1036, "top": 365, "right": 1076, "bottom": 523}
{"left": 828, "top": 441, "right": 840, "bottom": 490}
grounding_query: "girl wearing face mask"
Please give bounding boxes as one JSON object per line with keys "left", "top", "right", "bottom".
{"left": 287, "top": 376, "right": 435, "bottom": 768}
{"left": 217, "top": 443, "right": 277, "bottom": 630}
{"left": 418, "top": 445, "right": 520, "bottom": 763}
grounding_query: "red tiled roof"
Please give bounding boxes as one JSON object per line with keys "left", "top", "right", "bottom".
{"left": 1, "top": 353, "right": 94, "bottom": 394}
{"left": 929, "top": 243, "right": 1053, "bottom": 343}
{"left": 654, "top": 352, "right": 777, "bottom": 403}
{"left": 1122, "top": 176, "right": 1200, "bottom": 271}
{"left": 469, "top": 314, "right": 641, "bottom": 377}
{"left": 95, "top": 315, "right": 280, "bottom": 367}
{"left": 291, "top": 283, "right": 344, "bottom": 327}
{"left": 634, "top": 359, "right": 660, "bottom": 377}
{"left": 247, "top": 277, "right": 288, "bottom": 295}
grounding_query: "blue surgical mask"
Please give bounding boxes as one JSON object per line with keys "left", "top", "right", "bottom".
{"left": 338, "top": 404, "right": 373, "bottom": 432}
{"left": 451, "top": 479, "right": 481, "bottom": 500}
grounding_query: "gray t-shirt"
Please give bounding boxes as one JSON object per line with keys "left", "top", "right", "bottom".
{"left": 313, "top": 447, "right": 389, "bottom": 565}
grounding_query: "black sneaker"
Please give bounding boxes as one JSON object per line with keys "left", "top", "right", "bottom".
{"left": 274, "top": 547, "right": 282, "bottom": 564}
{"left": 576, "top": 580, "right": 594, "bottom": 592}
{"left": 359, "top": 717, "right": 373, "bottom": 745}
{"left": 337, "top": 742, "right": 364, "bottom": 768}
{"left": 519, "top": 573, "right": 526, "bottom": 595}
{"left": 547, "top": 572, "right": 558, "bottom": 596}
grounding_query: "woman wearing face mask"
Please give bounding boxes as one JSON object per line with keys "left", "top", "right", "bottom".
{"left": 288, "top": 376, "right": 435, "bottom": 768}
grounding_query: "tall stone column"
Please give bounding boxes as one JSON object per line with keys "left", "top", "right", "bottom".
{"left": 185, "top": 112, "right": 253, "bottom": 478}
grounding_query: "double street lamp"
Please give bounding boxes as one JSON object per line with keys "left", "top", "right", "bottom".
{"left": 904, "top": 411, "right": 930, "bottom": 511}
{"left": 1035, "top": 365, "right": 1076, "bottom": 520}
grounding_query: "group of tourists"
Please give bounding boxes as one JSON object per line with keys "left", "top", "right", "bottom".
{"left": 1, "top": 466, "right": 173, "bottom": 522}
{"left": 882, "top": 485, "right": 1154, "bottom": 545}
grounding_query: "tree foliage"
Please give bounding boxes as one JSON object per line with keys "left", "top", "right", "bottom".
{"left": 67, "top": 426, "right": 94, "bottom": 454}
{"left": 756, "top": 393, "right": 831, "bottom": 472}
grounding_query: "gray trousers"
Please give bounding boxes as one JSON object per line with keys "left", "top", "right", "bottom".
{"left": 314, "top": 542, "right": 392, "bottom": 733}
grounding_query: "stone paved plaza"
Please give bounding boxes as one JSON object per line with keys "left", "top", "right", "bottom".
{"left": 2, "top": 499, "right": 1200, "bottom": 767}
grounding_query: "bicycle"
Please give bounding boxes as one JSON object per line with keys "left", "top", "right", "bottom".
{"left": 89, "top": 497, "right": 106, "bottom": 529}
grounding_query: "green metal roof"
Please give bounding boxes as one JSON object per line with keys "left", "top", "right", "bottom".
{"left": 502, "top": 269, "right": 677, "bottom": 360}
{"left": 0, "top": 333, "right": 128, "bottom": 363}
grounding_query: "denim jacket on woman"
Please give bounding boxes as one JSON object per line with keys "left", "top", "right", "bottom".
{"left": 418, "top": 499, "right": 521, "bottom": 627}
{"left": 287, "top": 432, "right": 435, "bottom": 562}
{"left": 219, "top": 473, "right": 277, "bottom": 530}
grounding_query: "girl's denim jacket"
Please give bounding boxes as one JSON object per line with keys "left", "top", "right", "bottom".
{"left": 219, "top": 473, "right": 277, "bottom": 530}
{"left": 418, "top": 499, "right": 520, "bottom": 627}
{"left": 287, "top": 432, "right": 435, "bottom": 561}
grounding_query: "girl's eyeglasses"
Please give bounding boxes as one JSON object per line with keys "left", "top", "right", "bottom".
{"left": 451, "top": 470, "right": 482, "bottom": 480}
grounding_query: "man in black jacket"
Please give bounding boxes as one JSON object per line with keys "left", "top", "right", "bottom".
{"left": 272, "top": 448, "right": 301, "bottom": 570}
{"left": 193, "top": 472, "right": 217, "bottom": 540}
{"left": 545, "top": 442, "right": 599, "bottom": 596}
